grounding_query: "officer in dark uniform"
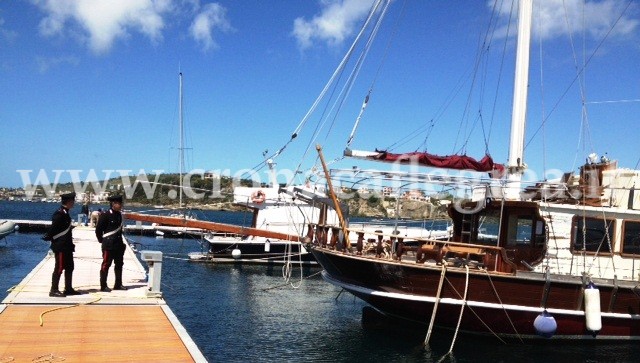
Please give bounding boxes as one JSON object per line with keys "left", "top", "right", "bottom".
{"left": 43, "top": 192, "right": 81, "bottom": 297}
{"left": 95, "top": 194, "right": 127, "bottom": 292}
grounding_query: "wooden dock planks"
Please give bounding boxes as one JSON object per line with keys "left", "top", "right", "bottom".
{"left": 0, "top": 226, "right": 205, "bottom": 362}
{"left": 0, "top": 305, "right": 194, "bottom": 362}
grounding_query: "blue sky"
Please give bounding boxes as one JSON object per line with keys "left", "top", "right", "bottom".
{"left": 1, "top": 0, "right": 639, "bottom": 189}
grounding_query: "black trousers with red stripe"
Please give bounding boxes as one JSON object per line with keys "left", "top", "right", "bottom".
{"left": 101, "top": 247, "right": 125, "bottom": 288}
{"left": 51, "top": 250, "right": 74, "bottom": 292}
{"left": 101, "top": 248, "right": 125, "bottom": 274}
{"left": 53, "top": 250, "right": 74, "bottom": 275}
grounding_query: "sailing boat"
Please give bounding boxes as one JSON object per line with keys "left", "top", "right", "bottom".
{"left": 200, "top": 160, "right": 341, "bottom": 264}
{"left": 172, "top": 71, "right": 195, "bottom": 219}
{"left": 126, "top": 74, "right": 344, "bottom": 264}
{"left": 127, "top": 73, "right": 448, "bottom": 264}
{"left": 135, "top": 72, "right": 201, "bottom": 237}
{"left": 306, "top": 0, "right": 640, "bottom": 340}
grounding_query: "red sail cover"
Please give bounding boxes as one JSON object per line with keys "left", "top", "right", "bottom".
{"left": 370, "top": 150, "right": 505, "bottom": 174}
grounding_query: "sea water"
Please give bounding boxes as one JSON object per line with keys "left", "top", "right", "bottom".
{"left": 1, "top": 201, "right": 639, "bottom": 362}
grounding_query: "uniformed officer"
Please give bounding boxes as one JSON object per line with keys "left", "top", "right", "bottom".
{"left": 95, "top": 194, "right": 127, "bottom": 292}
{"left": 43, "top": 191, "right": 81, "bottom": 297}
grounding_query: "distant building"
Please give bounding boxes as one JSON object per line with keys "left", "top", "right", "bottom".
{"left": 94, "top": 192, "right": 110, "bottom": 202}
{"left": 204, "top": 172, "right": 220, "bottom": 179}
{"left": 403, "top": 189, "right": 425, "bottom": 201}
{"left": 382, "top": 187, "right": 395, "bottom": 197}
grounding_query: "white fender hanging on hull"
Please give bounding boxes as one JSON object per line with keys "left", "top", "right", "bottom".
{"left": 584, "top": 282, "right": 602, "bottom": 336}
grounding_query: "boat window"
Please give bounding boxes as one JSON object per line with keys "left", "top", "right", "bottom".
{"left": 506, "top": 215, "right": 533, "bottom": 246}
{"left": 475, "top": 210, "right": 499, "bottom": 246}
{"left": 622, "top": 220, "right": 640, "bottom": 255}
{"left": 572, "top": 217, "right": 614, "bottom": 254}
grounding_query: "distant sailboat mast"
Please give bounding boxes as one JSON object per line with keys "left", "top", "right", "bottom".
{"left": 179, "top": 71, "right": 185, "bottom": 210}
{"left": 505, "top": 0, "right": 533, "bottom": 199}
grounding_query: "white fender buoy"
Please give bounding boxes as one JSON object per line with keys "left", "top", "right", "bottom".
{"left": 533, "top": 310, "right": 557, "bottom": 338}
{"left": 264, "top": 240, "right": 271, "bottom": 252}
{"left": 584, "top": 282, "right": 602, "bottom": 336}
{"left": 231, "top": 248, "right": 242, "bottom": 259}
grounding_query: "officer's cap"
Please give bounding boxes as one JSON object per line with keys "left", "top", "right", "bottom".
{"left": 107, "top": 195, "right": 123, "bottom": 203}
{"left": 60, "top": 192, "right": 76, "bottom": 203}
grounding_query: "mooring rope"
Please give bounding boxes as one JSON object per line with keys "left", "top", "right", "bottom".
{"left": 262, "top": 270, "right": 323, "bottom": 292}
{"left": 439, "top": 270, "right": 507, "bottom": 344}
{"left": 31, "top": 353, "right": 65, "bottom": 362}
{"left": 424, "top": 263, "right": 446, "bottom": 346}
{"left": 437, "top": 265, "right": 470, "bottom": 362}
{"left": 38, "top": 294, "right": 103, "bottom": 327}
{"left": 449, "top": 265, "right": 469, "bottom": 352}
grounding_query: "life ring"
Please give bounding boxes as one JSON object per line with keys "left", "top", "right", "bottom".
{"left": 251, "top": 190, "right": 266, "bottom": 204}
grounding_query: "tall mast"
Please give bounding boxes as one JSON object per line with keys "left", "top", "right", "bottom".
{"left": 179, "top": 71, "right": 184, "bottom": 210}
{"left": 505, "top": 0, "right": 533, "bottom": 200}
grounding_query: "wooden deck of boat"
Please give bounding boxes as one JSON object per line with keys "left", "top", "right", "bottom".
{"left": 0, "top": 226, "right": 206, "bottom": 362}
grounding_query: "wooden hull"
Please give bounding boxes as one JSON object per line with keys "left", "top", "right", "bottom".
{"left": 311, "top": 247, "right": 640, "bottom": 340}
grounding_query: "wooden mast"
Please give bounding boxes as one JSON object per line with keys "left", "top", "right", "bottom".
{"left": 315, "top": 144, "right": 350, "bottom": 248}
{"left": 125, "top": 213, "right": 302, "bottom": 242}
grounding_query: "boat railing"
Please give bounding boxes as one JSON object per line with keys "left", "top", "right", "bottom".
{"left": 308, "top": 222, "right": 513, "bottom": 273}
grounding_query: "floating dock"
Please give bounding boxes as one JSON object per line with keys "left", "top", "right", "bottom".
{"left": 9, "top": 219, "right": 206, "bottom": 238}
{"left": 0, "top": 226, "right": 206, "bottom": 362}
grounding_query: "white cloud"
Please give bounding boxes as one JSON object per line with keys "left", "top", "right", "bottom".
{"left": 495, "top": 0, "right": 638, "bottom": 41}
{"left": 189, "top": 3, "right": 232, "bottom": 51}
{"left": 32, "top": 0, "right": 173, "bottom": 54}
{"left": 292, "top": 0, "right": 377, "bottom": 50}
{"left": 0, "top": 16, "right": 18, "bottom": 43}
{"left": 36, "top": 55, "right": 80, "bottom": 73}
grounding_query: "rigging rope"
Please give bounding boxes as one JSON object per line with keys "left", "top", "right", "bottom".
{"left": 524, "top": 0, "right": 635, "bottom": 153}
{"left": 282, "top": 200, "right": 306, "bottom": 288}
{"left": 288, "top": 0, "right": 392, "bottom": 186}
{"left": 483, "top": 269, "right": 523, "bottom": 342}
{"left": 346, "top": 0, "right": 405, "bottom": 149}
{"left": 451, "top": 0, "right": 506, "bottom": 156}
{"left": 535, "top": 0, "right": 549, "bottom": 176}
{"left": 485, "top": 0, "right": 515, "bottom": 149}
{"left": 247, "top": 0, "right": 390, "bottom": 181}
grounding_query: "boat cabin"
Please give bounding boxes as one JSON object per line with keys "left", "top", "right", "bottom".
{"left": 448, "top": 200, "right": 547, "bottom": 273}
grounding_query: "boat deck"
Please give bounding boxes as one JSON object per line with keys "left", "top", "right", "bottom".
{"left": 0, "top": 226, "right": 205, "bottom": 362}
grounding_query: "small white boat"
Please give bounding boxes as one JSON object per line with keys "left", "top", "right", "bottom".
{"left": 0, "top": 220, "right": 17, "bottom": 239}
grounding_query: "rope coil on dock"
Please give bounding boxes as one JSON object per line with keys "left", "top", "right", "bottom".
{"left": 38, "top": 295, "right": 103, "bottom": 327}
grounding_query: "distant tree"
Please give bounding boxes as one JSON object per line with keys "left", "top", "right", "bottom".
{"left": 367, "top": 194, "right": 380, "bottom": 206}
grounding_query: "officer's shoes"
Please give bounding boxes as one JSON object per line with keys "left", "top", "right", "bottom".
{"left": 100, "top": 286, "right": 111, "bottom": 292}
{"left": 49, "top": 290, "right": 65, "bottom": 297}
{"left": 64, "top": 289, "right": 82, "bottom": 296}
{"left": 113, "top": 285, "right": 127, "bottom": 290}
